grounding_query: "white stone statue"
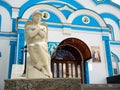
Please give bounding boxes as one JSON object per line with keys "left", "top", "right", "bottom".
{"left": 25, "top": 11, "right": 52, "bottom": 78}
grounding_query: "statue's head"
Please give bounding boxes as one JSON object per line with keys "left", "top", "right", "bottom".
{"left": 32, "top": 11, "right": 42, "bottom": 24}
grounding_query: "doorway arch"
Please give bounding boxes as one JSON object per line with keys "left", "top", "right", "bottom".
{"left": 51, "top": 38, "right": 91, "bottom": 83}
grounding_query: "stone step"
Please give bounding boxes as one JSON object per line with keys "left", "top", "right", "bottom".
{"left": 4, "top": 78, "right": 120, "bottom": 90}
{"left": 4, "top": 78, "right": 81, "bottom": 90}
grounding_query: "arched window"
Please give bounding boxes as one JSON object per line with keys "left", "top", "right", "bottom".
{"left": 0, "top": 15, "right": 2, "bottom": 32}
{"left": 111, "top": 52, "right": 120, "bottom": 75}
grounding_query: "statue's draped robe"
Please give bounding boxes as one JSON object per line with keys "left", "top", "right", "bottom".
{"left": 25, "top": 21, "right": 52, "bottom": 78}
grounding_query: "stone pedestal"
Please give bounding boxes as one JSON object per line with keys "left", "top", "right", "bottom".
{"left": 4, "top": 78, "right": 120, "bottom": 90}
{"left": 4, "top": 78, "right": 81, "bottom": 90}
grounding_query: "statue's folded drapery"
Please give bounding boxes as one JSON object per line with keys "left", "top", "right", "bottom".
{"left": 25, "top": 11, "right": 52, "bottom": 78}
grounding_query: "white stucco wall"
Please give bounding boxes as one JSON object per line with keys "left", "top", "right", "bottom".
{"left": 0, "top": 38, "right": 10, "bottom": 90}
{"left": 0, "top": 6, "right": 12, "bottom": 32}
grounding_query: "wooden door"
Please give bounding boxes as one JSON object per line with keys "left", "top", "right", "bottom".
{"left": 51, "top": 45, "right": 84, "bottom": 83}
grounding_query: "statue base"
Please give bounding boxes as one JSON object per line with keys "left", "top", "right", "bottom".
{"left": 4, "top": 78, "right": 120, "bottom": 90}
{"left": 4, "top": 78, "right": 81, "bottom": 90}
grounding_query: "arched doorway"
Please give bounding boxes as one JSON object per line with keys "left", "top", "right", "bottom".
{"left": 51, "top": 38, "right": 91, "bottom": 83}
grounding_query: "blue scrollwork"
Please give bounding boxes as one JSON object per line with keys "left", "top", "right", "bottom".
{"left": 48, "top": 42, "right": 59, "bottom": 56}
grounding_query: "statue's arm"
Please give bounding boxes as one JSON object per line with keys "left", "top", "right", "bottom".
{"left": 25, "top": 25, "right": 39, "bottom": 38}
{"left": 38, "top": 25, "right": 47, "bottom": 38}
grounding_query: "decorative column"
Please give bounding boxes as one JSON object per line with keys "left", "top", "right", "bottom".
{"left": 8, "top": 41, "right": 17, "bottom": 79}
{"left": 102, "top": 36, "right": 113, "bottom": 76}
{"left": 16, "top": 28, "right": 25, "bottom": 64}
{"left": 12, "top": 7, "right": 25, "bottom": 64}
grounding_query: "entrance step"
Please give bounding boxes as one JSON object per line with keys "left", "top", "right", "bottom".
{"left": 4, "top": 78, "right": 120, "bottom": 90}
{"left": 4, "top": 78, "right": 81, "bottom": 90}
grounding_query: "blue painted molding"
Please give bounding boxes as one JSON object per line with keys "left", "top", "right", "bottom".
{"left": 40, "top": 0, "right": 83, "bottom": 9}
{"left": 72, "top": 15, "right": 100, "bottom": 27}
{"left": 107, "top": 24, "right": 115, "bottom": 40}
{"left": 61, "top": 9, "right": 72, "bottom": 19}
{"left": 101, "top": 13, "right": 120, "bottom": 29}
{"left": 110, "top": 41, "right": 120, "bottom": 46}
{"left": 102, "top": 35, "right": 109, "bottom": 40}
{"left": 111, "top": 52, "right": 120, "bottom": 62}
{"left": 0, "top": 1, "right": 12, "bottom": 17}
{"left": 111, "top": 52, "right": 120, "bottom": 74}
{"left": 18, "top": 20, "right": 26, "bottom": 25}
{"left": 18, "top": 16, "right": 109, "bottom": 33}
{"left": 85, "top": 61, "right": 90, "bottom": 84}
{"left": 93, "top": 0, "right": 108, "bottom": 4}
{"left": 8, "top": 41, "right": 17, "bottom": 79}
{"left": 0, "top": 15, "right": 1, "bottom": 32}
{"left": 19, "top": 0, "right": 83, "bottom": 18}
{"left": 19, "top": 0, "right": 46, "bottom": 17}
{"left": 12, "top": 18, "right": 17, "bottom": 32}
{"left": 48, "top": 24, "right": 109, "bottom": 33}
{"left": 30, "top": 10, "right": 61, "bottom": 23}
{"left": 18, "top": 18, "right": 109, "bottom": 33}
{"left": 16, "top": 29, "right": 25, "bottom": 64}
{"left": 102, "top": 36, "right": 113, "bottom": 76}
{"left": 0, "top": 33, "right": 17, "bottom": 38}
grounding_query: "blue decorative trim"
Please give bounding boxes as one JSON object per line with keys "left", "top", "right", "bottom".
{"left": 102, "top": 35, "right": 109, "bottom": 40}
{"left": 12, "top": 18, "right": 17, "bottom": 32}
{"left": 0, "top": 15, "right": 1, "bottom": 32}
{"left": 72, "top": 15, "right": 100, "bottom": 27}
{"left": 8, "top": 41, "right": 17, "bottom": 79}
{"left": 111, "top": 52, "right": 120, "bottom": 74}
{"left": 110, "top": 41, "right": 120, "bottom": 46}
{"left": 16, "top": 29, "right": 25, "bottom": 64}
{"left": 0, "top": 1, "right": 12, "bottom": 17}
{"left": 41, "top": 0, "right": 83, "bottom": 9}
{"left": 111, "top": 52, "right": 120, "bottom": 62}
{"left": 71, "top": 26, "right": 107, "bottom": 32}
{"left": 0, "top": 33, "right": 17, "bottom": 38}
{"left": 47, "top": 24, "right": 63, "bottom": 29}
{"left": 39, "top": 10, "right": 61, "bottom": 23}
{"left": 18, "top": 18, "right": 109, "bottom": 33}
{"left": 19, "top": 0, "right": 83, "bottom": 17}
{"left": 61, "top": 9, "right": 72, "bottom": 19}
{"left": 19, "top": 0, "right": 44, "bottom": 17}
{"left": 107, "top": 24, "right": 115, "bottom": 40}
{"left": 48, "top": 24, "right": 109, "bottom": 33}
{"left": 101, "top": 13, "right": 120, "bottom": 29}
{"left": 102, "top": 36, "right": 113, "bottom": 76}
{"left": 18, "top": 21, "right": 26, "bottom": 25}
{"left": 93, "top": 0, "right": 106, "bottom": 4}
{"left": 85, "top": 61, "right": 90, "bottom": 84}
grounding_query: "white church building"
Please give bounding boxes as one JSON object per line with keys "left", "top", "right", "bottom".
{"left": 0, "top": 0, "right": 120, "bottom": 89}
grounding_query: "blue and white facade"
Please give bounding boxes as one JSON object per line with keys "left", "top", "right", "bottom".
{"left": 0, "top": 0, "right": 120, "bottom": 89}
